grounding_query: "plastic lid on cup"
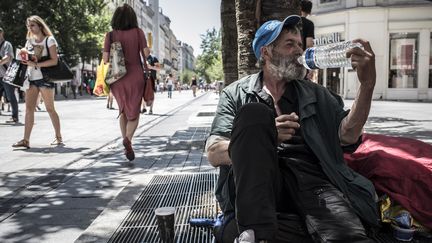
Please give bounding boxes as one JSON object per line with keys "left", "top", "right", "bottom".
{"left": 155, "top": 207, "right": 176, "bottom": 216}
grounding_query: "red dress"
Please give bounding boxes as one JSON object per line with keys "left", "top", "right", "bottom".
{"left": 104, "top": 28, "right": 147, "bottom": 120}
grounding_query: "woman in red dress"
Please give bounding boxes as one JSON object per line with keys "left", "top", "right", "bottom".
{"left": 103, "top": 4, "right": 149, "bottom": 161}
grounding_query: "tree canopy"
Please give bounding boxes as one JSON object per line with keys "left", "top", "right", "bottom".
{"left": 0, "top": 0, "right": 111, "bottom": 66}
{"left": 180, "top": 68, "right": 197, "bottom": 85}
{"left": 195, "top": 28, "right": 223, "bottom": 83}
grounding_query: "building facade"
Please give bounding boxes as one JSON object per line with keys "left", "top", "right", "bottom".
{"left": 141, "top": 3, "right": 155, "bottom": 48}
{"left": 104, "top": 0, "right": 193, "bottom": 82}
{"left": 178, "top": 41, "right": 196, "bottom": 74}
{"left": 310, "top": 0, "right": 432, "bottom": 100}
{"left": 159, "top": 12, "right": 179, "bottom": 78}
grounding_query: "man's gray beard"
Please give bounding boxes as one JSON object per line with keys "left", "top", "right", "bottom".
{"left": 268, "top": 53, "right": 307, "bottom": 81}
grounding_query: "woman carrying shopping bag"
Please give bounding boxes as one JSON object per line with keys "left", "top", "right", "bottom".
{"left": 12, "top": 15, "right": 63, "bottom": 149}
{"left": 103, "top": 4, "right": 149, "bottom": 161}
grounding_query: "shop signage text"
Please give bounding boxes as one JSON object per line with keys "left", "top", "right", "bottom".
{"left": 314, "top": 32, "right": 342, "bottom": 46}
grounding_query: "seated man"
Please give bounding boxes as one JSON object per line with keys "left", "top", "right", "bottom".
{"left": 205, "top": 15, "right": 380, "bottom": 242}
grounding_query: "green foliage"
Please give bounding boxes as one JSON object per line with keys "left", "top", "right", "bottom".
{"left": 0, "top": 0, "right": 111, "bottom": 66}
{"left": 195, "top": 28, "right": 223, "bottom": 83}
{"left": 76, "top": 8, "right": 112, "bottom": 64}
{"left": 207, "top": 51, "right": 224, "bottom": 81}
{"left": 180, "top": 69, "right": 196, "bottom": 84}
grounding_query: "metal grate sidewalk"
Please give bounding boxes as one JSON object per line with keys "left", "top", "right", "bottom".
{"left": 108, "top": 173, "right": 218, "bottom": 243}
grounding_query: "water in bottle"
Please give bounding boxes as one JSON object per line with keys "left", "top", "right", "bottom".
{"left": 297, "top": 41, "right": 364, "bottom": 70}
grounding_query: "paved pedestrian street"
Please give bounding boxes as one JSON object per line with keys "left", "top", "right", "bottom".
{"left": 0, "top": 91, "right": 431, "bottom": 242}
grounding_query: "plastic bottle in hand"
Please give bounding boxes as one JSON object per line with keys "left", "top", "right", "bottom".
{"left": 298, "top": 40, "right": 364, "bottom": 70}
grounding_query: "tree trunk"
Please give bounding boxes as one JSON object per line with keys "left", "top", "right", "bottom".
{"left": 221, "top": 0, "right": 238, "bottom": 85}
{"left": 260, "top": 1, "right": 300, "bottom": 23}
{"left": 235, "top": 0, "right": 301, "bottom": 78}
{"left": 235, "top": 0, "right": 259, "bottom": 79}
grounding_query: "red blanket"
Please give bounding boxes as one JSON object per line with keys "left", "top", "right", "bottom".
{"left": 344, "top": 133, "right": 432, "bottom": 229}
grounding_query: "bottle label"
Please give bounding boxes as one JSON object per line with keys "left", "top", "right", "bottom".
{"left": 305, "top": 48, "right": 318, "bottom": 69}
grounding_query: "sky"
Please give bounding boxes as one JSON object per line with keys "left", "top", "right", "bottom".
{"left": 159, "top": 0, "right": 221, "bottom": 56}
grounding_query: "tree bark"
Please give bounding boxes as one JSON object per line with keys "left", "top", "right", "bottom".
{"left": 235, "top": 0, "right": 259, "bottom": 79}
{"left": 221, "top": 0, "right": 238, "bottom": 85}
{"left": 235, "top": 0, "right": 301, "bottom": 78}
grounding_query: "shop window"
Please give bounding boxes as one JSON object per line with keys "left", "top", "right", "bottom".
{"left": 388, "top": 33, "right": 419, "bottom": 88}
{"left": 429, "top": 35, "right": 432, "bottom": 88}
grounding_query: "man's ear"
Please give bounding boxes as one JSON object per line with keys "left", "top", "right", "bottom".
{"left": 261, "top": 46, "right": 271, "bottom": 60}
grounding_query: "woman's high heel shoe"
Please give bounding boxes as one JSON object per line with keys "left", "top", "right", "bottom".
{"left": 12, "top": 139, "right": 30, "bottom": 149}
{"left": 123, "top": 137, "right": 135, "bottom": 161}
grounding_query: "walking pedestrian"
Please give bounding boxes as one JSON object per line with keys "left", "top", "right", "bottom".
{"left": 12, "top": 15, "right": 63, "bottom": 148}
{"left": 141, "top": 51, "right": 159, "bottom": 114}
{"left": 191, "top": 75, "right": 197, "bottom": 97}
{"left": 300, "top": 0, "right": 315, "bottom": 50}
{"left": 159, "top": 81, "right": 164, "bottom": 94}
{"left": 76, "top": 70, "right": 83, "bottom": 96}
{"left": 0, "top": 79, "right": 6, "bottom": 115}
{"left": 106, "top": 90, "right": 114, "bottom": 109}
{"left": 88, "top": 76, "right": 95, "bottom": 96}
{"left": 0, "top": 27, "right": 19, "bottom": 123}
{"left": 176, "top": 79, "right": 181, "bottom": 93}
{"left": 165, "top": 73, "right": 174, "bottom": 99}
{"left": 103, "top": 3, "right": 150, "bottom": 161}
{"left": 301, "top": 0, "right": 317, "bottom": 81}
{"left": 71, "top": 71, "right": 79, "bottom": 99}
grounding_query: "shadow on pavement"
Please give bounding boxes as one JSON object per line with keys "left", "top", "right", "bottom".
{"left": 366, "top": 117, "right": 432, "bottom": 143}
{"left": 0, "top": 126, "right": 214, "bottom": 243}
{"left": 0, "top": 123, "right": 24, "bottom": 126}
{"left": 17, "top": 146, "right": 90, "bottom": 154}
{"left": 140, "top": 113, "right": 170, "bottom": 117}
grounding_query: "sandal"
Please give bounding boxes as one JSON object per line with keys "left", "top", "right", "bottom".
{"left": 12, "top": 139, "right": 30, "bottom": 149}
{"left": 123, "top": 137, "right": 135, "bottom": 161}
{"left": 50, "top": 137, "right": 63, "bottom": 145}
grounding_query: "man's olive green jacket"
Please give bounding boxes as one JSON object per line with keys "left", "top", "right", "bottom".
{"left": 209, "top": 72, "right": 380, "bottom": 227}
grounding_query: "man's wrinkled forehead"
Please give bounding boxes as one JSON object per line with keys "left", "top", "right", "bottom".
{"left": 272, "top": 28, "right": 302, "bottom": 47}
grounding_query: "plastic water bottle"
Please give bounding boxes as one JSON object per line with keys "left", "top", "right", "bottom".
{"left": 297, "top": 41, "right": 364, "bottom": 70}
{"left": 189, "top": 218, "right": 216, "bottom": 228}
{"left": 189, "top": 213, "right": 224, "bottom": 228}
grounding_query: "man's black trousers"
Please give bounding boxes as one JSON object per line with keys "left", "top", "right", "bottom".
{"left": 228, "top": 102, "right": 373, "bottom": 242}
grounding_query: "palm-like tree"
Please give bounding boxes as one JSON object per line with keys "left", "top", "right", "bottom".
{"left": 221, "top": 0, "right": 300, "bottom": 85}
{"left": 221, "top": 0, "right": 238, "bottom": 85}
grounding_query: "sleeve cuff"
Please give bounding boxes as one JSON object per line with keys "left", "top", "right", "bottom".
{"left": 341, "top": 134, "right": 363, "bottom": 153}
{"left": 205, "top": 135, "right": 229, "bottom": 153}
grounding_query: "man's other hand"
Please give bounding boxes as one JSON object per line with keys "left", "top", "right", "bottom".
{"left": 275, "top": 112, "right": 300, "bottom": 143}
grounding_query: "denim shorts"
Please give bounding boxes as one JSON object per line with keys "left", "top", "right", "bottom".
{"left": 29, "top": 78, "right": 55, "bottom": 89}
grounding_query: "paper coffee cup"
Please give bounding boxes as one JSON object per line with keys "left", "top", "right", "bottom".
{"left": 155, "top": 207, "right": 176, "bottom": 243}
